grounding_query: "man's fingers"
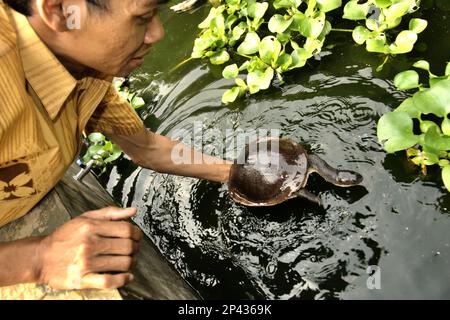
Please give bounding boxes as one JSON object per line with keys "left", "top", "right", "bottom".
{"left": 80, "top": 273, "right": 134, "bottom": 290}
{"left": 82, "top": 207, "right": 137, "bottom": 221}
{"left": 97, "top": 238, "right": 140, "bottom": 255}
{"left": 94, "top": 220, "right": 143, "bottom": 241}
{"left": 88, "top": 256, "right": 137, "bottom": 273}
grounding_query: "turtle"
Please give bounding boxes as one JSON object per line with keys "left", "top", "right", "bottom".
{"left": 228, "top": 137, "right": 363, "bottom": 206}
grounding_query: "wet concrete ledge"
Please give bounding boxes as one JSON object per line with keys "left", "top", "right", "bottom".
{"left": 0, "top": 163, "right": 199, "bottom": 300}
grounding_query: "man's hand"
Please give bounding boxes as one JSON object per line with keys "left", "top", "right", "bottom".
{"left": 37, "top": 207, "right": 142, "bottom": 290}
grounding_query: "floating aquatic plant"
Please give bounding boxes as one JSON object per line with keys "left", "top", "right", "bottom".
{"left": 189, "top": 0, "right": 427, "bottom": 104}
{"left": 377, "top": 61, "right": 450, "bottom": 190}
{"left": 80, "top": 79, "right": 146, "bottom": 171}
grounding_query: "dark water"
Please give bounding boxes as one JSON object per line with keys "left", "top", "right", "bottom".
{"left": 99, "top": 2, "right": 450, "bottom": 299}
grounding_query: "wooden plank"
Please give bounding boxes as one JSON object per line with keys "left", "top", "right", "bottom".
{"left": 56, "top": 164, "right": 199, "bottom": 300}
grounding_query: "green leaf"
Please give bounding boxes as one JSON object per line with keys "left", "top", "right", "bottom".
{"left": 131, "top": 96, "right": 145, "bottom": 109}
{"left": 420, "top": 120, "right": 440, "bottom": 134}
{"left": 276, "top": 31, "right": 291, "bottom": 44}
{"left": 384, "top": 2, "right": 410, "bottom": 24}
{"left": 390, "top": 30, "right": 417, "bottom": 54}
{"left": 291, "top": 13, "right": 326, "bottom": 38}
{"left": 394, "top": 70, "right": 420, "bottom": 90}
{"left": 352, "top": 26, "right": 370, "bottom": 45}
{"left": 210, "top": 15, "right": 226, "bottom": 36}
{"left": 222, "top": 87, "right": 240, "bottom": 104}
{"left": 343, "top": 0, "right": 369, "bottom": 20}
{"left": 366, "top": 18, "right": 379, "bottom": 31}
{"left": 422, "top": 151, "right": 440, "bottom": 165}
{"left": 268, "top": 14, "right": 293, "bottom": 34}
{"left": 413, "top": 60, "right": 430, "bottom": 71}
{"left": 319, "top": 20, "right": 332, "bottom": 40}
{"left": 87, "top": 145, "right": 106, "bottom": 157}
{"left": 385, "top": 16, "right": 402, "bottom": 30}
{"left": 377, "top": 112, "right": 419, "bottom": 153}
{"left": 430, "top": 76, "right": 448, "bottom": 87}
{"left": 276, "top": 53, "right": 293, "bottom": 72}
{"left": 442, "top": 165, "right": 450, "bottom": 192}
{"left": 445, "top": 62, "right": 450, "bottom": 77}
{"left": 395, "top": 97, "right": 421, "bottom": 119}
{"left": 442, "top": 117, "right": 450, "bottom": 136}
{"left": 273, "top": 0, "right": 301, "bottom": 9}
{"left": 222, "top": 64, "right": 239, "bottom": 79}
{"left": 235, "top": 78, "right": 247, "bottom": 88}
{"left": 290, "top": 48, "right": 310, "bottom": 69}
{"left": 308, "top": 17, "right": 326, "bottom": 39}
{"left": 366, "top": 35, "right": 387, "bottom": 53}
{"left": 304, "top": 37, "right": 323, "bottom": 54}
{"left": 192, "top": 36, "right": 215, "bottom": 58}
{"left": 103, "top": 141, "right": 113, "bottom": 153}
{"left": 104, "top": 150, "right": 122, "bottom": 164}
{"left": 317, "top": 0, "right": 342, "bottom": 12}
{"left": 424, "top": 126, "right": 450, "bottom": 151}
{"left": 305, "top": 0, "right": 318, "bottom": 16}
{"left": 237, "top": 32, "right": 260, "bottom": 55}
{"left": 412, "top": 78, "right": 450, "bottom": 117}
{"left": 231, "top": 22, "right": 247, "bottom": 42}
{"left": 198, "top": 7, "right": 224, "bottom": 29}
{"left": 226, "top": 14, "right": 238, "bottom": 30}
{"left": 374, "top": 0, "right": 392, "bottom": 8}
{"left": 88, "top": 133, "right": 106, "bottom": 144}
{"left": 247, "top": 67, "right": 274, "bottom": 94}
{"left": 248, "top": 1, "right": 269, "bottom": 20}
{"left": 210, "top": 49, "right": 230, "bottom": 65}
{"left": 259, "top": 36, "right": 282, "bottom": 65}
{"left": 409, "top": 18, "right": 428, "bottom": 34}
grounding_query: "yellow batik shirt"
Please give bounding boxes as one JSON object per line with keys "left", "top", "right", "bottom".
{"left": 0, "top": 2, "right": 145, "bottom": 227}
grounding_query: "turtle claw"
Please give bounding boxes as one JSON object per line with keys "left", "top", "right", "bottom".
{"left": 291, "top": 189, "right": 322, "bottom": 206}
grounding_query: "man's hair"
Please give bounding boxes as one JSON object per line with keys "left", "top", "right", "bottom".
{"left": 4, "top": 0, "right": 109, "bottom": 16}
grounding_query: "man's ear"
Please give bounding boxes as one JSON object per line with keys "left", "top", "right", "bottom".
{"left": 35, "top": 0, "right": 70, "bottom": 32}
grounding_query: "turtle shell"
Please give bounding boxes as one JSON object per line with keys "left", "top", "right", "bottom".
{"left": 228, "top": 138, "right": 309, "bottom": 206}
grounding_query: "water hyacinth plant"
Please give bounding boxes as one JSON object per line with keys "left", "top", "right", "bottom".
{"left": 192, "top": 0, "right": 337, "bottom": 103}
{"left": 377, "top": 61, "right": 450, "bottom": 190}
{"left": 81, "top": 132, "right": 123, "bottom": 170}
{"left": 190, "top": 0, "right": 427, "bottom": 104}
{"left": 80, "top": 79, "right": 146, "bottom": 172}
{"left": 347, "top": 0, "right": 427, "bottom": 55}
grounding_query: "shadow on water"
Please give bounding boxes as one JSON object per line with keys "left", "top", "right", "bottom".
{"left": 98, "top": 3, "right": 450, "bottom": 299}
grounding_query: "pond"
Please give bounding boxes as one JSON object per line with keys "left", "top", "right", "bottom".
{"left": 98, "top": 1, "right": 450, "bottom": 299}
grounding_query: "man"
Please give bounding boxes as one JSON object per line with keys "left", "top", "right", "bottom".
{"left": 0, "top": 0, "right": 232, "bottom": 290}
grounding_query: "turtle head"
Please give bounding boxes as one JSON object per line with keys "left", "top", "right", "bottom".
{"left": 334, "top": 170, "right": 363, "bottom": 187}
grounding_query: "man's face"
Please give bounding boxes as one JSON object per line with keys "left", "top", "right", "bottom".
{"left": 58, "top": 0, "right": 165, "bottom": 76}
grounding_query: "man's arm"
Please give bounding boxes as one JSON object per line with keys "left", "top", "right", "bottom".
{"left": 107, "top": 128, "right": 233, "bottom": 183}
{"left": 0, "top": 237, "right": 43, "bottom": 286}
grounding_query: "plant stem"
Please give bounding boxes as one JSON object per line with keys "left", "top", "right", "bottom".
{"left": 170, "top": 57, "right": 194, "bottom": 73}
{"left": 376, "top": 55, "right": 390, "bottom": 72}
{"left": 331, "top": 28, "right": 354, "bottom": 33}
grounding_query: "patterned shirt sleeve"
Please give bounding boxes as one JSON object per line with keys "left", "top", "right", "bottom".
{"left": 86, "top": 84, "right": 145, "bottom": 136}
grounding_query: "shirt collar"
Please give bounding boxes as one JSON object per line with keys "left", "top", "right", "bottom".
{"left": 11, "top": 9, "right": 77, "bottom": 120}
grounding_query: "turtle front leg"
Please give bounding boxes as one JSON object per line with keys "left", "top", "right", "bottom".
{"left": 290, "top": 189, "right": 322, "bottom": 206}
